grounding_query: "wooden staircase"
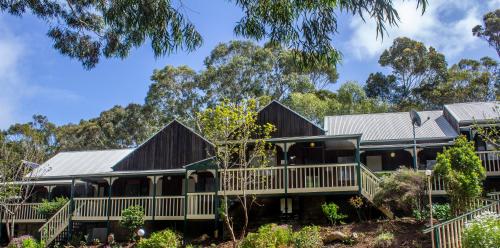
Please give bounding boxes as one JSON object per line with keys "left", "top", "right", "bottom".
{"left": 359, "top": 164, "right": 394, "bottom": 219}
{"left": 39, "top": 201, "right": 71, "bottom": 245}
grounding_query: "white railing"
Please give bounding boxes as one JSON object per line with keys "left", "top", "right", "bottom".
{"left": 73, "top": 195, "right": 213, "bottom": 221}
{"left": 477, "top": 151, "right": 500, "bottom": 176}
{"left": 287, "top": 164, "right": 358, "bottom": 193}
{"left": 155, "top": 196, "right": 184, "bottom": 220}
{"left": 39, "top": 201, "right": 71, "bottom": 244}
{"left": 360, "top": 165, "right": 380, "bottom": 201}
{"left": 219, "top": 166, "right": 285, "bottom": 195}
{"left": 187, "top": 192, "right": 215, "bottom": 219}
{"left": 423, "top": 195, "right": 500, "bottom": 248}
{"left": 219, "top": 163, "right": 358, "bottom": 195}
{"left": 1, "top": 203, "right": 45, "bottom": 223}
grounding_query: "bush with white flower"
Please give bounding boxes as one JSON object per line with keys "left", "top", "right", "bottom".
{"left": 462, "top": 211, "right": 500, "bottom": 248}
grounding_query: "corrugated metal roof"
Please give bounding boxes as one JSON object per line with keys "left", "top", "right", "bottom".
{"left": 31, "top": 149, "right": 134, "bottom": 178}
{"left": 324, "top": 111, "right": 458, "bottom": 142}
{"left": 444, "top": 102, "right": 499, "bottom": 124}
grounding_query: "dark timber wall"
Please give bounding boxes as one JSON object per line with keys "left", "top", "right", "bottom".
{"left": 257, "top": 101, "right": 325, "bottom": 138}
{"left": 113, "top": 120, "right": 213, "bottom": 171}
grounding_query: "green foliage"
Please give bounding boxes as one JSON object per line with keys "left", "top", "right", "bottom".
{"left": 241, "top": 224, "right": 292, "bottom": 248}
{"left": 20, "top": 237, "right": 44, "bottom": 248}
{"left": 413, "top": 203, "right": 452, "bottom": 222}
{"left": 292, "top": 226, "right": 322, "bottom": 248}
{"left": 34, "top": 197, "right": 68, "bottom": 217}
{"left": 137, "top": 229, "right": 181, "bottom": 248}
{"left": 374, "top": 232, "right": 394, "bottom": 248}
{"left": 374, "top": 167, "right": 427, "bottom": 216}
{"left": 0, "top": 1, "right": 426, "bottom": 69}
{"left": 241, "top": 224, "right": 321, "bottom": 248}
{"left": 434, "top": 136, "right": 486, "bottom": 213}
{"left": 462, "top": 211, "right": 500, "bottom": 248}
{"left": 321, "top": 202, "right": 347, "bottom": 225}
{"left": 119, "top": 205, "right": 145, "bottom": 240}
{"left": 473, "top": 9, "right": 500, "bottom": 57}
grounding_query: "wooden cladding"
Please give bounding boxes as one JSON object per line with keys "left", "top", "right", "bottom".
{"left": 114, "top": 120, "right": 213, "bottom": 171}
{"left": 257, "top": 101, "right": 324, "bottom": 138}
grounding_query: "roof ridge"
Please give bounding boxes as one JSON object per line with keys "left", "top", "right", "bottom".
{"left": 325, "top": 110, "right": 441, "bottom": 118}
{"left": 58, "top": 148, "right": 134, "bottom": 154}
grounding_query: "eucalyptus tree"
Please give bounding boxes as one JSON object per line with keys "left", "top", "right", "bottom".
{"left": 473, "top": 9, "right": 500, "bottom": 57}
{"left": 1, "top": 0, "right": 427, "bottom": 69}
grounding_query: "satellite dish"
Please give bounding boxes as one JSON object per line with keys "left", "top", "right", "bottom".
{"left": 410, "top": 109, "right": 422, "bottom": 127}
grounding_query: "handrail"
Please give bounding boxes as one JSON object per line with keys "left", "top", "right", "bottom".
{"left": 38, "top": 200, "right": 71, "bottom": 244}
{"left": 422, "top": 197, "right": 500, "bottom": 233}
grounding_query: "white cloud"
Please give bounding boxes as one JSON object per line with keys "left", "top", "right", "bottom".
{"left": 346, "top": 0, "right": 486, "bottom": 60}
{"left": 0, "top": 19, "right": 81, "bottom": 129}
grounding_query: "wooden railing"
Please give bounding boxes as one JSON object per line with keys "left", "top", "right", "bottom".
{"left": 187, "top": 192, "right": 215, "bottom": 219}
{"left": 360, "top": 165, "right": 380, "bottom": 201}
{"left": 287, "top": 164, "right": 358, "bottom": 193}
{"left": 155, "top": 196, "right": 184, "bottom": 220}
{"left": 423, "top": 193, "right": 500, "bottom": 248}
{"left": 477, "top": 151, "right": 500, "bottom": 176}
{"left": 1, "top": 203, "right": 45, "bottom": 223}
{"left": 39, "top": 201, "right": 71, "bottom": 245}
{"left": 73, "top": 194, "right": 213, "bottom": 221}
{"left": 219, "top": 163, "right": 358, "bottom": 195}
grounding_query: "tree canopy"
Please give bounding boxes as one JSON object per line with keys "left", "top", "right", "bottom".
{"left": 0, "top": 0, "right": 427, "bottom": 69}
{"left": 473, "top": 9, "right": 500, "bottom": 57}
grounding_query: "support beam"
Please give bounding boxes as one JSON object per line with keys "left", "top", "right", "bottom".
{"left": 183, "top": 171, "right": 188, "bottom": 245}
{"left": 68, "top": 178, "right": 75, "bottom": 242}
{"left": 147, "top": 176, "right": 159, "bottom": 220}
{"left": 356, "top": 138, "right": 361, "bottom": 193}
{"left": 284, "top": 142, "right": 288, "bottom": 220}
{"left": 105, "top": 177, "right": 115, "bottom": 236}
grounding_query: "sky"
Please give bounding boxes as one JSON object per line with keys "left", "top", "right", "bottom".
{"left": 0, "top": 0, "right": 498, "bottom": 129}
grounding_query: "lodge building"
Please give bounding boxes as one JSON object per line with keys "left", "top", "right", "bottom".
{"left": 1, "top": 101, "right": 499, "bottom": 245}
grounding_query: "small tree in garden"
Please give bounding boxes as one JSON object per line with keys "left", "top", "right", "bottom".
{"left": 321, "top": 202, "right": 347, "bottom": 225}
{"left": 434, "top": 136, "right": 486, "bottom": 213}
{"left": 0, "top": 140, "right": 49, "bottom": 241}
{"left": 120, "top": 205, "right": 145, "bottom": 241}
{"left": 373, "top": 167, "right": 427, "bottom": 216}
{"left": 197, "top": 99, "right": 276, "bottom": 245}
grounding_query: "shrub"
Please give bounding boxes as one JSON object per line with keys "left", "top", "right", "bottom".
{"left": 34, "top": 197, "right": 68, "bottom": 217}
{"left": 374, "top": 232, "right": 394, "bottom": 248}
{"left": 21, "top": 237, "right": 44, "bottom": 248}
{"left": 293, "top": 226, "right": 322, "bottom": 248}
{"left": 137, "top": 229, "right": 181, "bottom": 248}
{"left": 119, "top": 205, "right": 145, "bottom": 240}
{"left": 413, "top": 203, "right": 452, "bottom": 222}
{"left": 462, "top": 211, "right": 500, "bottom": 248}
{"left": 374, "top": 167, "right": 426, "bottom": 216}
{"left": 321, "top": 202, "right": 347, "bottom": 225}
{"left": 434, "top": 136, "right": 485, "bottom": 213}
{"left": 241, "top": 224, "right": 292, "bottom": 248}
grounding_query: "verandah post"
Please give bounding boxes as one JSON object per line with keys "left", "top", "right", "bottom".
{"left": 214, "top": 166, "right": 219, "bottom": 239}
{"left": 151, "top": 175, "right": 157, "bottom": 221}
{"left": 356, "top": 138, "right": 362, "bottom": 194}
{"left": 183, "top": 170, "right": 188, "bottom": 245}
{"left": 284, "top": 142, "right": 288, "bottom": 221}
{"left": 106, "top": 176, "right": 113, "bottom": 236}
{"left": 68, "top": 178, "right": 75, "bottom": 242}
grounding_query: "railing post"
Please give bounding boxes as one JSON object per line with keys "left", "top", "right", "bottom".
{"left": 356, "top": 137, "right": 362, "bottom": 194}
{"left": 434, "top": 228, "right": 440, "bottom": 248}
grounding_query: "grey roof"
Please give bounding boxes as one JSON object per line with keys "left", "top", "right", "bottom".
{"left": 444, "top": 102, "right": 499, "bottom": 124}
{"left": 30, "top": 149, "right": 134, "bottom": 178}
{"left": 324, "top": 111, "right": 458, "bottom": 143}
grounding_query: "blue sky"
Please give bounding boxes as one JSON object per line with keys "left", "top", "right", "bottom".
{"left": 0, "top": 0, "right": 498, "bottom": 128}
